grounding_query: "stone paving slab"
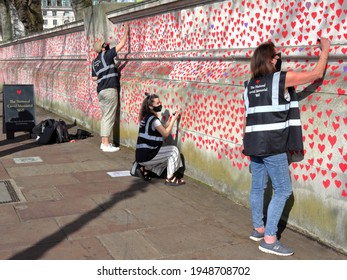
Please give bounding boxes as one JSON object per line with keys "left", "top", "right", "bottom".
{"left": 6, "top": 162, "right": 85, "bottom": 178}
{"left": 102, "top": 184, "right": 190, "bottom": 209}
{"left": 14, "top": 174, "right": 81, "bottom": 189}
{"left": 14, "top": 197, "right": 103, "bottom": 221}
{"left": 0, "top": 218, "right": 65, "bottom": 251}
{"left": 126, "top": 198, "right": 204, "bottom": 228}
{"left": 21, "top": 186, "right": 63, "bottom": 202}
{"left": 1, "top": 157, "right": 44, "bottom": 168}
{"left": 70, "top": 170, "right": 117, "bottom": 184}
{"left": 57, "top": 181, "right": 133, "bottom": 198}
{"left": 139, "top": 221, "right": 234, "bottom": 257}
{"left": 0, "top": 237, "right": 113, "bottom": 260}
{"left": 55, "top": 210, "right": 147, "bottom": 240}
{"left": 165, "top": 242, "right": 276, "bottom": 260}
{"left": 0, "top": 160, "right": 10, "bottom": 179}
{"left": 99, "top": 230, "right": 163, "bottom": 260}
{"left": 0, "top": 204, "right": 21, "bottom": 225}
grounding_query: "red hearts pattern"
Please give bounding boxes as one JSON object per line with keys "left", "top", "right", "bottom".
{"left": 0, "top": 1, "right": 346, "bottom": 197}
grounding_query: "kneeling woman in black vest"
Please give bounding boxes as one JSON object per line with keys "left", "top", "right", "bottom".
{"left": 135, "top": 92, "right": 185, "bottom": 186}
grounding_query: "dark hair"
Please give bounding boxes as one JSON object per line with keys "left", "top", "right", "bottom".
{"left": 102, "top": 42, "right": 110, "bottom": 51}
{"left": 139, "top": 92, "right": 159, "bottom": 121}
{"left": 250, "top": 41, "right": 277, "bottom": 79}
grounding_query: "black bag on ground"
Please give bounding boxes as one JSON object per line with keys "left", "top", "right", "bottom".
{"left": 36, "top": 119, "right": 58, "bottom": 144}
{"left": 33, "top": 118, "right": 70, "bottom": 144}
{"left": 76, "top": 128, "right": 92, "bottom": 139}
{"left": 55, "top": 119, "right": 70, "bottom": 143}
{"left": 31, "top": 120, "right": 45, "bottom": 138}
{"left": 68, "top": 129, "right": 93, "bottom": 140}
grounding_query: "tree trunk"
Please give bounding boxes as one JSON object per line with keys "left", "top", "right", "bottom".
{"left": 71, "top": 0, "right": 92, "bottom": 21}
{"left": 0, "top": 0, "right": 13, "bottom": 41}
{"left": 11, "top": 0, "right": 43, "bottom": 33}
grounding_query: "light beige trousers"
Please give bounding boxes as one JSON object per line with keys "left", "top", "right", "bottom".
{"left": 98, "top": 88, "right": 118, "bottom": 137}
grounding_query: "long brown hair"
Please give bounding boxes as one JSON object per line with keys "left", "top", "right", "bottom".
{"left": 251, "top": 41, "right": 277, "bottom": 79}
{"left": 139, "top": 92, "right": 159, "bottom": 121}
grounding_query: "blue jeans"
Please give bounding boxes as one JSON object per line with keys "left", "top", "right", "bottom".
{"left": 250, "top": 153, "right": 292, "bottom": 237}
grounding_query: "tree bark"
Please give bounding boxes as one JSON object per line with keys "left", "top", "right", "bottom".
{"left": 0, "top": 0, "right": 13, "bottom": 41}
{"left": 11, "top": 0, "right": 43, "bottom": 33}
{"left": 71, "top": 0, "right": 92, "bottom": 21}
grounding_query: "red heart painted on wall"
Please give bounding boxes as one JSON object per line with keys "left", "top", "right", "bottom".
{"left": 339, "top": 163, "right": 347, "bottom": 173}
{"left": 318, "top": 144, "right": 325, "bottom": 153}
{"left": 338, "top": 88, "right": 346, "bottom": 95}
{"left": 328, "top": 135, "right": 337, "bottom": 147}
{"left": 323, "top": 179, "right": 330, "bottom": 188}
{"left": 332, "top": 122, "right": 340, "bottom": 131}
{"left": 335, "top": 180, "right": 342, "bottom": 188}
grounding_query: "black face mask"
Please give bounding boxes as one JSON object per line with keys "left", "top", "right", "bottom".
{"left": 152, "top": 105, "right": 162, "bottom": 112}
{"left": 275, "top": 52, "right": 282, "bottom": 71}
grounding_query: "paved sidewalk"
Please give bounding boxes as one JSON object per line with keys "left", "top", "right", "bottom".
{"left": 0, "top": 105, "right": 346, "bottom": 260}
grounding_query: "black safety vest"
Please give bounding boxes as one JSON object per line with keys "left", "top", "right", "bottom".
{"left": 91, "top": 48, "right": 119, "bottom": 93}
{"left": 135, "top": 114, "right": 163, "bottom": 162}
{"left": 243, "top": 71, "right": 303, "bottom": 156}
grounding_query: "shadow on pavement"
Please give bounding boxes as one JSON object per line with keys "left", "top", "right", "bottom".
{"left": 8, "top": 179, "right": 150, "bottom": 260}
{"left": 0, "top": 134, "right": 38, "bottom": 157}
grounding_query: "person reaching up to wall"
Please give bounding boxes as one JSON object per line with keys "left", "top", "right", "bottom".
{"left": 92, "top": 23, "right": 129, "bottom": 152}
{"left": 242, "top": 37, "right": 330, "bottom": 256}
{"left": 134, "top": 92, "right": 185, "bottom": 186}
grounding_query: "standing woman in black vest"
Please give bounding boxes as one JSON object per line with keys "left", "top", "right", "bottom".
{"left": 135, "top": 92, "right": 185, "bottom": 185}
{"left": 243, "top": 37, "right": 330, "bottom": 256}
{"left": 92, "top": 23, "right": 129, "bottom": 152}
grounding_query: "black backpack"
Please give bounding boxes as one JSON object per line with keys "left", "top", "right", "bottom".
{"left": 35, "top": 119, "right": 57, "bottom": 144}
{"left": 55, "top": 119, "right": 70, "bottom": 143}
{"left": 33, "top": 119, "right": 69, "bottom": 144}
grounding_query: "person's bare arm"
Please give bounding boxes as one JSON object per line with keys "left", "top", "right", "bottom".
{"left": 92, "top": 76, "right": 97, "bottom": 82}
{"left": 115, "top": 23, "right": 129, "bottom": 53}
{"left": 285, "top": 37, "right": 330, "bottom": 88}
